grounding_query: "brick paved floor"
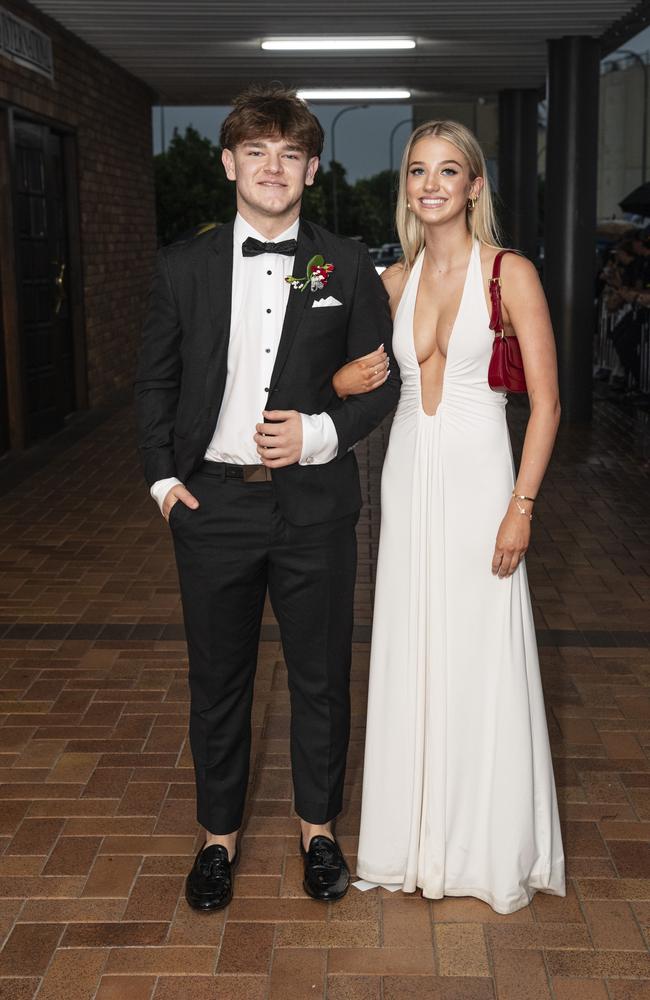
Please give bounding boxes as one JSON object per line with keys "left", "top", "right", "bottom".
{"left": 0, "top": 400, "right": 647, "bottom": 999}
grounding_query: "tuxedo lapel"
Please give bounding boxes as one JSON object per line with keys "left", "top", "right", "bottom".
{"left": 268, "top": 219, "right": 316, "bottom": 394}
{"left": 204, "top": 221, "right": 234, "bottom": 405}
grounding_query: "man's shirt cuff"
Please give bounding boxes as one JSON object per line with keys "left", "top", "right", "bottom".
{"left": 299, "top": 412, "right": 339, "bottom": 465}
{"left": 151, "top": 477, "right": 182, "bottom": 513}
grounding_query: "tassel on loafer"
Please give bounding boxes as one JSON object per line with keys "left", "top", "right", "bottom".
{"left": 185, "top": 843, "right": 238, "bottom": 911}
{"left": 300, "top": 835, "right": 350, "bottom": 901}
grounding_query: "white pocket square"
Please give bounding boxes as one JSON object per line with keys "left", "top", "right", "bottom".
{"left": 312, "top": 296, "right": 342, "bottom": 308}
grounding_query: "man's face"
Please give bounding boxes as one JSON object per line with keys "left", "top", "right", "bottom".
{"left": 222, "top": 135, "right": 319, "bottom": 221}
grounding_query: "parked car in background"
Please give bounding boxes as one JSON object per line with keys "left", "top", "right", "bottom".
{"left": 371, "top": 241, "right": 403, "bottom": 273}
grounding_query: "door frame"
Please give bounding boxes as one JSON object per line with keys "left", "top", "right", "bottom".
{"left": 0, "top": 103, "right": 87, "bottom": 451}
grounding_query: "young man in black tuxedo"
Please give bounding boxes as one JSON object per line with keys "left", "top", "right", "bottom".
{"left": 135, "top": 85, "right": 399, "bottom": 910}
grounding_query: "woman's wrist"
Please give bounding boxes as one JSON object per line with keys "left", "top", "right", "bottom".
{"left": 511, "top": 490, "right": 535, "bottom": 520}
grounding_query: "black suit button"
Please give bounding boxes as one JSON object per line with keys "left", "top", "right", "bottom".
{"left": 266, "top": 308, "right": 271, "bottom": 314}
{"left": 264, "top": 387, "right": 269, "bottom": 393}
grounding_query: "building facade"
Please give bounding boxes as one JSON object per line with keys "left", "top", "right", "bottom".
{"left": 598, "top": 56, "right": 650, "bottom": 219}
{"left": 0, "top": 0, "right": 156, "bottom": 453}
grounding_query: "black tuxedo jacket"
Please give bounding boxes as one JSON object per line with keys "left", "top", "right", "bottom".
{"left": 134, "top": 217, "right": 400, "bottom": 526}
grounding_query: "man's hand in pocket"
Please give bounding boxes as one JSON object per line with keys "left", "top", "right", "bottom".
{"left": 163, "top": 484, "right": 199, "bottom": 522}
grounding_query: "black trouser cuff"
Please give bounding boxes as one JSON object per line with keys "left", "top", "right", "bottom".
{"left": 196, "top": 805, "right": 244, "bottom": 835}
{"left": 295, "top": 796, "right": 343, "bottom": 826}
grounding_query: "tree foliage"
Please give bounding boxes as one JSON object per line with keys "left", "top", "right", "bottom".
{"left": 155, "top": 126, "right": 399, "bottom": 247}
{"left": 154, "top": 126, "right": 236, "bottom": 245}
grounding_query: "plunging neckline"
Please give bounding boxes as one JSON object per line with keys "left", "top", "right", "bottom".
{"left": 411, "top": 242, "right": 476, "bottom": 418}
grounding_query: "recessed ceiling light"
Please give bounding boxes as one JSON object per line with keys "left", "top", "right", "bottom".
{"left": 297, "top": 89, "right": 411, "bottom": 100}
{"left": 262, "top": 38, "right": 416, "bottom": 51}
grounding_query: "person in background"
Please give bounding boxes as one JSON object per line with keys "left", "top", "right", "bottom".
{"left": 600, "top": 236, "right": 649, "bottom": 395}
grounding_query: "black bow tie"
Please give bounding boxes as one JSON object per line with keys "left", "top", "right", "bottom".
{"left": 242, "top": 236, "right": 297, "bottom": 257}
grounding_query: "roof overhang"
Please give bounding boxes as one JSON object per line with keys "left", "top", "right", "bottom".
{"left": 28, "top": 0, "right": 650, "bottom": 104}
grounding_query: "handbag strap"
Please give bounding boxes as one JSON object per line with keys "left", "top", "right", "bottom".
{"left": 488, "top": 250, "right": 515, "bottom": 337}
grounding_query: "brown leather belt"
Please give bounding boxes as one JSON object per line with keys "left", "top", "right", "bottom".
{"left": 240, "top": 465, "right": 273, "bottom": 482}
{"left": 200, "top": 461, "right": 272, "bottom": 482}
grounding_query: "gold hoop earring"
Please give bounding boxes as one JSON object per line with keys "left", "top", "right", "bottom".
{"left": 407, "top": 201, "right": 411, "bottom": 210}
{"left": 468, "top": 197, "right": 476, "bottom": 211}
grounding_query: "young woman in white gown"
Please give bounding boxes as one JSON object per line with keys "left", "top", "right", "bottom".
{"left": 334, "top": 121, "right": 565, "bottom": 914}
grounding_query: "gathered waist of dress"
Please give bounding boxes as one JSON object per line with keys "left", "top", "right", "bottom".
{"left": 396, "top": 377, "right": 508, "bottom": 419}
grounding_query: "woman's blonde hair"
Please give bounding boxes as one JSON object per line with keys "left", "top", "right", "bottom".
{"left": 395, "top": 120, "right": 502, "bottom": 268}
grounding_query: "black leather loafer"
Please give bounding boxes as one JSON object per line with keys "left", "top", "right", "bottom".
{"left": 185, "top": 843, "right": 238, "bottom": 911}
{"left": 300, "top": 835, "right": 350, "bottom": 901}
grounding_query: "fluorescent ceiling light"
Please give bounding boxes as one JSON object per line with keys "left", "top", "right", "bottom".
{"left": 298, "top": 89, "right": 411, "bottom": 100}
{"left": 262, "top": 38, "right": 415, "bottom": 51}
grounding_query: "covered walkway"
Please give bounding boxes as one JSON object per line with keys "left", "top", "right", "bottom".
{"left": 0, "top": 403, "right": 647, "bottom": 999}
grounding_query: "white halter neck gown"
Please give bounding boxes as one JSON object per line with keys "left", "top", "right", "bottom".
{"left": 357, "top": 242, "right": 565, "bottom": 914}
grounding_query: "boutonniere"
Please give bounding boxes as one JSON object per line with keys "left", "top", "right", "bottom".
{"left": 286, "top": 254, "right": 334, "bottom": 293}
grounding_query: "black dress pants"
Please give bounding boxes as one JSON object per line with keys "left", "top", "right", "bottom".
{"left": 612, "top": 308, "right": 643, "bottom": 386}
{"left": 170, "top": 463, "right": 358, "bottom": 834}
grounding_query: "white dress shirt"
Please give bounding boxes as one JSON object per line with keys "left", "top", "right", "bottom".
{"left": 151, "top": 213, "right": 339, "bottom": 510}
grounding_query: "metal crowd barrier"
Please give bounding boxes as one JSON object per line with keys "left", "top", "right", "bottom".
{"left": 594, "top": 297, "right": 650, "bottom": 394}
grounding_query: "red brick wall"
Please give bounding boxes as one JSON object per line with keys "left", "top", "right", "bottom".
{"left": 0, "top": 0, "right": 156, "bottom": 407}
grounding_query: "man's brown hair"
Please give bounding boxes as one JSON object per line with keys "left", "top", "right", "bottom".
{"left": 220, "top": 84, "right": 324, "bottom": 158}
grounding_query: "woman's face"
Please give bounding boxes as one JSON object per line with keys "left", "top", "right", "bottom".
{"left": 405, "top": 135, "right": 482, "bottom": 227}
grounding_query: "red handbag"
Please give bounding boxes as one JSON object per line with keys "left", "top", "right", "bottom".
{"left": 487, "top": 250, "right": 527, "bottom": 393}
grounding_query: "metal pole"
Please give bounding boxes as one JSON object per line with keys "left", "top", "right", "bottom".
{"left": 388, "top": 117, "right": 412, "bottom": 226}
{"left": 331, "top": 105, "right": 368, "bottom": 234}
{"left": 605, "top": 49, "right": 648, "bottom": 184}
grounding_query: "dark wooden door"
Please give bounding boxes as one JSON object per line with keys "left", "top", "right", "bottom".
{"left": 13, "top": 119, "right": 74, "bottom": 443}
{"left": 0, "top": 275, "right": 9, "bottom": 456}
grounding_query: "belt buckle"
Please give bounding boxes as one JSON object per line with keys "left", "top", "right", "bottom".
{"left": 243, "top": 465, "right": 272, "bottom": 483}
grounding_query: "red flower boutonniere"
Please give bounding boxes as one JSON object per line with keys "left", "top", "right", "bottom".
{"left": 286, "top": 254, "right": 335, "bottom": 293}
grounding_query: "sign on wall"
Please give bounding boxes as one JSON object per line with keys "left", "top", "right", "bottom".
{"left": 0, "top": 6, "right": 53, "bottom": 80}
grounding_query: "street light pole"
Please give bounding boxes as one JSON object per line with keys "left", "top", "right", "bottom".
{"left": 606, "top": 49, "right": 648, "bottom": 184}
{"left": 388, "top": 117, "right": 412, "bottom": 228}
{"left": 331, "top": 104, "right": 368, "bottom": 234}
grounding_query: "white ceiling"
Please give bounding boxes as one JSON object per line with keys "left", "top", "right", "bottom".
{"left": 30, "top": 1, "right": 647, "bottom": 103}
